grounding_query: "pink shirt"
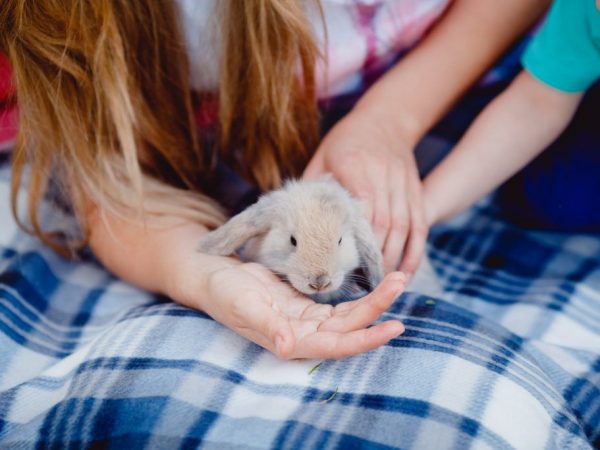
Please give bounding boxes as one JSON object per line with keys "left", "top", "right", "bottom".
{"left": 179, "top": 0, "right": 451, "bottom": 98}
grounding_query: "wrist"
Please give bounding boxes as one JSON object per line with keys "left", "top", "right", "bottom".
{"left": 165, "top": 247, "right": 240, "bottom": 312}
{"left": 151, "top": 222, "right": 232, "bottom": 310}
{"left": 353, "top": 85, "right": 423, "bottom": 151}
{"left": 162, "top": 246, "right": 199, "bottom": 307}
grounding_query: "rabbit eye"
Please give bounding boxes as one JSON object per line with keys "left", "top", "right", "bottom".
{"left": 290, "top": 235, "right": 297, "bottom": 247}
{"left": 338, "top": 237, "right": 342, "bottom": 245}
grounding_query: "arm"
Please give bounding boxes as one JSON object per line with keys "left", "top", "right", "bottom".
{"left": 423, "top": 71, "right": 583, "bottom": 224}
{"left": 88, "top": 207, "right": 405, "bottom": 359}
{"left": 305, "top": 0, "right": 550, "bottom": 275}
{"left": 354, "top": 0, "right": 551, "bottom": 145}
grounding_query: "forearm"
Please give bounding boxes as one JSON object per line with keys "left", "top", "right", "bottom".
{"left": 88, "top": 208, "right": 237, "bottom": 309}
{"left": 353, "top": 0, "right": 550, "bottom": 147}
{"left": 423, "top": 72, "right": 583, "bottom": 223}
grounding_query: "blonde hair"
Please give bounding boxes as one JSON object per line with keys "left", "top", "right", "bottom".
{"left": 0, "top": 0, "right": 320, "bottom": 255}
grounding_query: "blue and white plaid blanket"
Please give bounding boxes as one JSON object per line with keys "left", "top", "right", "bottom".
{"left": 1, "top": 159, "right": 599, "bottom": 449}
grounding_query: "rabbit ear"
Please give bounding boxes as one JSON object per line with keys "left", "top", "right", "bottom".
{"left": 198, "top": 197, "right": 272, "bottom": 256}
{"left": 353, "top": 216, "right": 384, "bottom": 290}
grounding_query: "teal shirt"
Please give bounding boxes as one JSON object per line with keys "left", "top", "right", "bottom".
{"left": 522, "top": 0, "right": 600, "bottom": 92}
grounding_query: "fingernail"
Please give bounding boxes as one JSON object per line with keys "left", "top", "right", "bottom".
{"left": 392, "top": 322, "right": 405, "bottom": 336}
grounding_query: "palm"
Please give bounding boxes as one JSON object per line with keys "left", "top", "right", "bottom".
{"left": 206, "top": 262, "right": 406, "bottom": 359}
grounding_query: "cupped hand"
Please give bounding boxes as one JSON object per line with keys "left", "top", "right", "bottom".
{"left": 304, "top": 109, "right": 428, "bottom": 276}
{"left": 201, "top": 262, "right": 406, "bottom": 360}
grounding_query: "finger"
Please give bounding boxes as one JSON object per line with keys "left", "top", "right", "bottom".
{"left": 382, "top": 171, "right": 409, "bottom": 272}
{"left": 318, "top": 272, "right": 406, "bottom": 333}
{"left": 399, "top": 183, "right": 428, "bottom": 277}
{"left": 398, "top": 222, "right": 427, "bottom": 278}
{"left": 334, "top": 271, "right": 407, "bottom": 313}
{"left": 295, "top": 320, "right": 405, "bottom": 360}
{"left": 370, "top": 167, "right": 391, "bottom": 249}
{"left": 346, "top": 175, "right": 375, "bottom": 226}
{"left": 303, "top": 152, "right": 325, "bottom": 180}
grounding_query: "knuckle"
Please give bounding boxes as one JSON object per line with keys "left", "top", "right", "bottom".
{"left": 384, "top": 255, "right": 400, "bottom": 272}
{"left": 404, "top": 253, "right": 422, "bottom": 272}
{"left": 403, "top": 260, "right": 418, "bottom": 274}
{"left": 341, "top": 153, "right": 364, "bottom": 170}
{"left": 349, "top": 184, "right": 372, "bottom": 203}
{"left": 373, "top": 214, "right": 390, "bottom": 232}
{"left": 391, "top": 216, "right": 409, "bottom": 231}
{"left": 383, "top": 246, "right": 398, "bottom": 261}
{"left": 355, "top": 187, "right": 372, "bottom": 201}
{"left": 358, "top": 332, "right": 370, "bottom": 350}
{"left": 365, "top": 300, "right": 382, "bottom": 317}
{"left": 322, "top": 338, "right": 340, "bottom": 356}
{"left": 274, "top": 347, "right": 293, "bottom": 361}
{"left": 412, "top": 224, "right": 429, "bottom": 238}
{"left": 373, "top": 224, "right": 387, "bottom": 238}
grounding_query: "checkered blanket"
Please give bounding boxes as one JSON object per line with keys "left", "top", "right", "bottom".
{"left": 0, "top": 160, "right": 599, "bottom": 449}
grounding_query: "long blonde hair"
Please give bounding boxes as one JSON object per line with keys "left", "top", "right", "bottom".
{"left": 0, "top": 0, "right": 320, "bottom": 255}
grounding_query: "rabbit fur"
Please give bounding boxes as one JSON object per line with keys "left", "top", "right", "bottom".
{"left": 198, "top": 177, "right": 384, "bottom": 303}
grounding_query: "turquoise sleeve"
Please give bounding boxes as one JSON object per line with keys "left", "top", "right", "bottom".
{"left": 522, "top": 0, "right": 600, "bottom": 93}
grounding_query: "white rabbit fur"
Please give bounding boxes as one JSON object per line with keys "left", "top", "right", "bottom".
{"left": 198, "top": 177, "right": 384, "bottom": 302}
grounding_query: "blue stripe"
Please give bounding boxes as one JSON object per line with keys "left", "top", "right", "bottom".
{"left": 179, "top": 410, "right": 219, "bottom": 449}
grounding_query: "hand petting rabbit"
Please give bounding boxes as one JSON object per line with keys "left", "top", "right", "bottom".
{"left": 304, "top": 108, "right": 429, "bottom": 278}
{"left": 194, "top": 177, "right": 440, "bottom": 359}
{"left": 199, "top": 177, "right": 384, "bottom": 303}
{"left": 194, "top": 177, "right": 405, "bottom": 359}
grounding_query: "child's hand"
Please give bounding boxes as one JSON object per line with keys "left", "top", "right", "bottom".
{"left": 304, "top": 109, "right": 428, "bottom": 277}
{"left": 90, "top": 191, "right": 405, "bottom": 361}
{"left": 195, "top": 261, "right": 406, "bottom": 360}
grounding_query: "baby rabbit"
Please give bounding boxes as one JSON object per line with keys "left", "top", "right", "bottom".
{"left": 198, "top": 177, "right": 384, "bottom": 303}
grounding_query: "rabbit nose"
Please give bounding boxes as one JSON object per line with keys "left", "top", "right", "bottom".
{"left": 309, "top": 274, "right": 332, "bottom": 291}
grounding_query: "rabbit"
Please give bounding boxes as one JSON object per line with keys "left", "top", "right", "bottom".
{"left": 197, "top": 177, "right": 384, "bottom": 303}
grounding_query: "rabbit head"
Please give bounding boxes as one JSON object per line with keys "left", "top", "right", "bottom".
{"left": 198, "top": 177, "right": 384, "bottom": 300}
